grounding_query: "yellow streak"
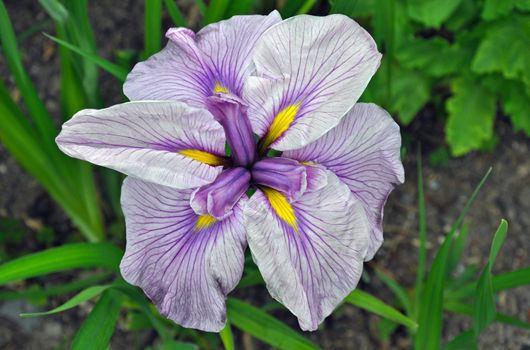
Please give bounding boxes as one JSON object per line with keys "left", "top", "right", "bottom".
{"left": 179, "top": 149, "right": 226, "bottom": 166}
{"left": 195, "top": 215, "right": 216, "bottom": 231}
{"left": 213, "top": 82, "right": 230, "bottom": 94}
{"left": 261, "top": 102, "right": 301, "bottom": 152}
{"left": 261, "top": 187, "right": 298, "bottom": 232}
{"left": 300, "top": 161, "right": 316, "bottom": 166}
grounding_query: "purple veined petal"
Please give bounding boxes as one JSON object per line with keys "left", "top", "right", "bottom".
{"left": 120, "top": 177, "right": 247, "bottom": 332}
{"left": 244, "top": 171, "right": 370, "bottom": 331}
{"left": 56, "top": 101, "right": 227, "bottom": 189}
{"left": 124, "top": 11, "right": 282, "bottom": 104}
{"left": 244, "top": 14, "right": 382, "bottom": 152}
{"left": 284, "top": 103, "right": 405, "bottom": 260}
{"left": 190, "top": 167, "right": 251, "bottom": 220}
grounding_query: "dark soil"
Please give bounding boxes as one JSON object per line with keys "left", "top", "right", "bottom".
{"left": 1, "top": 1, "right": 529, "bottom": 349}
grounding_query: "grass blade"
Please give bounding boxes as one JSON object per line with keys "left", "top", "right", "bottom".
{"left": 374, "top": 269, "right": 413, "bottom": 316}
{"left": 71, "top": 289, "right": 123, "bottom": 350}
{"left": 345, "top": 289, "right": 417, "bottom": 330}
{"left": 227, "top": 298, "right": 319, "bottom": 350}
{"left": 414, "top": 168, "right": 492, "bottom": 350}
{"left": 0, "top": 243, "right": 123, "bottom": 285}
{"left": 414, "top": 148, "right": 427, "bottom": 318}
{"left": 203, "top": 0, "right": 230, "bottom": 25}
{"left": 20, "top": 285, "right": 111, "bottom": 317}
{"left": 473, "top": 219, "right": 508, "bottom": 336}
{"left": 165, "top": 0, "right": 187, "bottom": 27}
{"left": 445, "top": 301, "right": 530, "bottom": 331}
{"left": 143, "top": 0, "right": 162, "bottom": 58}
{"left": 44, "top": 33, "right": 128, "bottom": 81}
{"left": 219, "top": 323, "right": 235, "bottom": 350}
{"left": 38, "top": 0, "right": 68, "bottom": 23}
{"left": 0, "top": 273, "right": 111, "bottom": 301}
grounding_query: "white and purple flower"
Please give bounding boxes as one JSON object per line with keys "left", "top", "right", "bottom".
{"left": 56, "top": 11, "right": 404, "bottom": 332}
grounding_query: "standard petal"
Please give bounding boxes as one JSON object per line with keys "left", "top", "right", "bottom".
{"left": 120, "top": 177, "right": 246, "bottom": 332}
{"left": 245, "top": 14, "right": 381, "bottom": 152}
{"left": 56, "top": 101, "right": 226, "bottom": 189}
{"left": 284, "top": 103, "right": 404, "bottom": 260}
{"left": 244, "top": 171, "right": 370, "bottom": 331}
{"left": 124, "top": 11, "right": 281, "bottom": 104}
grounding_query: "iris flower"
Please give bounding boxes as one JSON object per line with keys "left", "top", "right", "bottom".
{"left": 56, "top": 11, "right": 404, "bottom": 332}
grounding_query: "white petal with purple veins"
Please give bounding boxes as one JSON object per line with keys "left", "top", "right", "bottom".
{"left": 244, "top": 171, "right": 370, "bottom": 331}
{"left": 120, "top": 177, "right": 246, "bottom": 332}
{"left": 56, "top": 101, "right": 226, "bottom": 189}
{"left": 245, "top": 14, "right": 381, "bottom": 151}
{"left": 124, "top": 11, "right": 281, "bottom": 104}
{"left": 284, "top": 103, "right": 404, "bottom": 260}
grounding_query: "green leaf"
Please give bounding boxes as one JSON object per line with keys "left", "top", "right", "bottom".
{"left": 219, "top": 323, "right": 235, "bottom": 350}
{"left": 374, "top": 269, "right": 412, "bottom": 316}
{"left": 143, "top": 0, "right": 162, "bottom": 58}
{"left": 161, "top": 340, "right": 198, "bottom": 350}
{"left": 406, "top": 0, "right": 462, "bottom": 28}
{"left": 225, "top": 0, "right": 253, "bottom": 17}
{"left": 329, "top": 0, "right": 375, "bottom": 17}
{"left": 415, "top": 168, "right": 492, "bottom": 350}
{"left": 203, "top": 0, "right": 230, "bottom": 25}
{"left": 345, "top": 290, "right": 417, "bottom": 330}
{"left": 44, "top": 33, "right": 128, "bottom": 81}
{"left": 396, "top": 38, "right": 473, "bottom": 78}
{"left": 473, "top": 219, "right": 508, "bottom": 336}
{"left": 164, "top": 0, "right": 187, "bottom": 27}
{"left": 71, "top": 289, "right": 123, "bottom": 350}
{"left": 0, "top": 273, "right": 111, "bottom": 301}
{"left": 482, "top": 0, "right": 521, "bottom": 20}
{"left": 413, "top": 148, "right": 427, "bottom": 318}
{"left": 0, "top": 243, "right": 123, "bottom": 285}
{"left": 472, "top": 15, "right": 530, "bottom": 86}
{"left": 20, "top": 285, "right": 111, "bottom": 317}
{"left": 445, "top": 77, "right": 496, "bottom": 156}
{"left": 38, "top": 0, "right": 69, "bottom": 23}
{"left": 442, "top": 330, "right": 477, "bottom": 350}
{"left": 227, "top": 299, "right": 319, "bottom": 350}
{"left": 445, "top": 301, "right": 530, "bottom": 331}
{"left": 446, "top": 224, "right": 470, "bottom": 277}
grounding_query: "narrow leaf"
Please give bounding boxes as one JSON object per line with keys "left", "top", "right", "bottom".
{"left": 219, "top": 323, "right": 235, "bottom": 350}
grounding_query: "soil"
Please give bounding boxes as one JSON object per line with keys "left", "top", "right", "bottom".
{"left": 1, "top": 1, "right": 529, "bottom": 349}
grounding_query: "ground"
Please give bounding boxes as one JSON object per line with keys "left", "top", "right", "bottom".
{"left": 1, "top": 1, "right": 529, "bottom": 349}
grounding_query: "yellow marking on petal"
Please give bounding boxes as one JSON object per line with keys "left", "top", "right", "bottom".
{"left": 179, "top": 149, "right": 226, "bottom": 166}
{"left": 195, "top": 215, "right": 216, "bottom": 231}
{"left": 260, "top": 102, "right": 302, "bottom": 153}
{"left": 213, "top": 81, "right": 230, "bottom": 94}
{"left": 300, "top": 161, "right": 316, "bottom": 166}
{"left": 261, "top": 187, "right": 298, "bottom": 232}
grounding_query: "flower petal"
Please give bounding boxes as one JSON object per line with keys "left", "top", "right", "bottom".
{"left": 244, "top": 171, "right": 370, "bottom": 331}
{"left": 120, "top": 177, "right": 246, "bottom": 332}
{"left": 245, "top": 14, "right": 381, "bottom": 151}
{"left": 56, "top": 101, "right": 226, "bottom": 189}
{"left": 284, "top": 103, "right": 404, "bottom": 260}
{"left": 124, "top": 11, "right": 281, "bottom": 104}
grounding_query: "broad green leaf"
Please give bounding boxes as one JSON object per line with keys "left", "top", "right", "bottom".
{"left": 0, "top": 243, "right": 123, "bottom": 285}
{"left": 345, "top": 290, "right": 417, "bottom": 330}
{"left": 444, "top": 0, "right": 480, "bottom": 32}
{"left": 406, "top": 0, "right": 462, "bottom": 28}
{"left": 71, "top": 289, "right": 123, "bottom": 350}
{"left": 20, "top": 285, "right": 111, "bottom": 317}
{"left": 227, "top": 299, "right": 319, "bottom": 350}
{"left": 44, "top": 33, "right": 128, "bottom": 81}
{"left": 164, "top": 0, "right": 187, "bottom": 27}
{"left": 396, "top": 38, "right": 473, "bottom": 77}
{"left": 481, "top": 0, "right": 529, "bottom": 20}
{"left": 473, "top": 219, "right": 508, "bottom": 336}
{"left": 502, "top": 81, "right": 530, "bottom": 135}
{"left": 0, "top": 273, "right": 111, "bottom": 301}
{"left": 329, "top": 0, "right": 375, "bottom": 17}
{"left": 415, "top": 169, "right": 492, "bottom": 350}
{"left": 143, "top": 0, "right": 162, "bottom": 58}
{"left": 219, "top": 323, "right": 235, "bottom": 350}
{"left": 445, "top": 77, "right": 496, "bottom": 156}
{"left": 472, "top": 15, "right": 530, "bottom": 86}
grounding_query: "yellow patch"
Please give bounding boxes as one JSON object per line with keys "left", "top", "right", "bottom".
{"left": 261, "top": 187, "right": 298, "bottom": 232}
{"left": 195, "top": 215, "right": 216, "bottom": 231}
{"left": 299, "top": 161, "right": 316, "bottom": 166}
{"left": 213, "top": 82, "right": 230, "bottom": 94}
{"left": 260, "top": 102, "right": 301, "bottom": 153}
{"left": 179, "top": 149, "right": 226, "bottom": 166}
